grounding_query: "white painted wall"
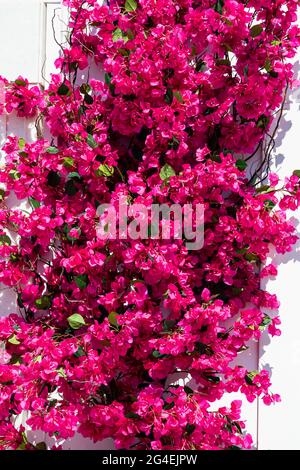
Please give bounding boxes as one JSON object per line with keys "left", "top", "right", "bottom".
{"left": 258, "top": 67, "right": 300, "bottom": 450}
{"left": 0, "top": 0, "right": 299, "bottom": 450}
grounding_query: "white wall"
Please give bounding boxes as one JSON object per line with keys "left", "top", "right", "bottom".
{"left": 0, "top": 0, "right": 299, "bottom": 450}
{"left": 258, "top": 66, "right": 300, "bottom": 449}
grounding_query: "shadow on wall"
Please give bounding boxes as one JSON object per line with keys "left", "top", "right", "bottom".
{"left": 259, "top": 233, "right": 300, "bottom": 376}
{"left": 274, "top": 59, "right": 300, "bottom": 167}
{"left": 259, "top": 58, "right": 300, "bottom": 378}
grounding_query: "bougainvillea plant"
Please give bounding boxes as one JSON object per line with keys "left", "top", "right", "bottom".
{"left": 0, "top": 0, "right": 300, "bottom": 450}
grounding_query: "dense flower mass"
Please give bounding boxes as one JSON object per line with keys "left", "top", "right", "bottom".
{"left": 0, "top": 0, "right": 300, "bottom": 450}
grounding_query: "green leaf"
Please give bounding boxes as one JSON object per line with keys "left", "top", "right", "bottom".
{"left": 244, "top": 252, "right": 259, "bottom": 263}
{"left": 235, "top": 159, "right": 247, "bottom": 171}
{"left": 216, "top": 58, "right": 231, "bottom": 66}
{"left": 112, "top": 28, "right": 128, "bottom": 43}
{"left": 184, "top": 385, "right": 194, "bottom": 395}
{"left": 214, "top": 0, "right": 224, "bottom": 15}
{"left": 80, "top": 83, "right": 91, "bottom": 94}
{"left": 84, "top": 94, "right": 94, "bottom": 105}
{"left": 18, "top": 138, "right": 26, "bottom": 150}
{"left": 29, "top": 197, "right": 41, "bottom": 209}
{"left": 67, "top": 171, "right": 81, "bottom": 180}
{"left": 35, "top": 296, "right": 51, "bottom": 310}
{"left": 163, "top": 401, "right": 175, "bottom": 410}
{"left": 57, "top": 83, "right": 70, "bottom": 96}
{"left": 104, "top": 73, "right": 115, "bottom": 95}
{"left": 1, "top": 380, "right": 13, "bottom": 386}
{"left": 125, "top": 412, "right": 140, "bottom": 419}
{"left": 74, "top": 274, "right": 89, "bottom": 290}
{"left": 35, "top": 442, "right": 47, "bottom": 450}
{"left": 232, "top": 287, "right": 243, "bottom": 296}
{"left": 173, "top": 91, "right": 184, "bottom": 103}
{"left": 47, "top": 170, "right": 61, "bottom": 187}
{"left": 163, "top": 319, "right": 176, "bottom": 331}
{"left": 95, "top": 164, "right": 115, "bottom": 177}
{"left": 164, "top": 87, "right": 173, "bottom": 105}
{"left": 46, "top": 146, "right": 59, "bottom": 154}
{"left": 67, "top": 313, "right": 86, "bottom": 330}
{"left": 250, "top": 24, "right": 263, "bottom": 38}
{"left": 257, "top": 115, "right": 270, "bottom": 129}
{"left": 204, "top": 374, "right": 220, "bottom": 384}
{"left": 108, "top": 311, "right": 119, "bottom": 327}
{"left": 126, "top": 29, "right": 135, "bottom": 40}
{"left": 117, "top": 48, "right": 130, "bottom": 57}
{"left": 270, "top": 70, "right": 279, "bottom": 77}
{"left": 33, "top": 355, "right": 42, "bottom": 363}
{"left": 87, "top": 134, "right": 98, "bottom": 149}
{"left": 10, "top": 254, "right": 19, "bottom": 265}
{"left": 204, "top": 107, "right": 215, "bottom": 116}
{"left": 18, "top": 151, "right": 28, "bottom": 158}
{"left": 57, "top": 367, "right": 67, "bottom": 378}
{"left": 152, "top": 350, "right": 164, "bottom": 358}
{"left": 0, "top": 188, "right": 5, "bottom": 201}
{"left": 185, "top": 423, "right": 196, "bottom": 435}
{"left": 293, "top": 170, "right": 300, "bottom": 178}
{"left": 234, "top": 421, "right": 243, "bottom": 434}
{"left": 74, "top": 346, "right": 86, "bottom": 357}
{"left": 10, "top": 354, "right": 22, "bottom": 365}
{"left": 195, "top": 59, "right": 206, "bottom": 72}
{"left": 259, "top": 315, "right": 272, "bottom": 331}
{"left": 168, "top": 136, "right": 180, "bottom": 150}
{"left": 65, "top": 179, "right": 78, "bottom": 196}
{"left": 8, "top": 334, "right": 20, "bottom": 345}
{"left": 125, "top": 0, "right": 137, "bottom": 12}
{"left": 78, "top": 104, "right": 87, "bottom": 116}
{"left": 159, "top": 163, "right": 176, "bottom": 180}
{"left": 16, "top": 442, "right": 26, "bottom": 450}
{"left": 264, "top": 58, "right": 272, "bottom": 72}
{"left": 194, "top": 341, "right": 214, "bottom": 356}
{"left": 104, "top": 73, "right": 111, "bottom": 85}
{"left": 63, "top": 157, "right": 75, "bottom": 168}
{"left": 256, "top": 185, "right": 270, "bottom": 194}
{"left": 256, "top": 185, "right": 275, "bottom": 194}
{"left": 245, "top": 370, "right": 259, "bottom": 385}
{"left": 17, "top": 293, "right": 24, "bottom": 309}
{"left": 264, "top": 199, "right": 276, "bottom": 211}
{"left": 9, "top": 169, "right": 21, "bottom": 180}
{"left": 15, "top": 78, "right": 27, "bottom": 86}
{"left": 0, "top": 234, "right": 11, "bottom": 246}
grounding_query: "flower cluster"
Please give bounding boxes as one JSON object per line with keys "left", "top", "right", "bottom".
{"left": 0, "top": 76, "right": 45, "bottom": 118}
{"left": 0, "top": 0, "right": 300, "bottom": 450}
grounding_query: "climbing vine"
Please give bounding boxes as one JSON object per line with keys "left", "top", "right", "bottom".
{"left": 0, "top": 0, "right": 300, "bottom": 450}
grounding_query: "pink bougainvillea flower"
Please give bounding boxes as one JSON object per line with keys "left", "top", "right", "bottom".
{"left": 0, "top": 0, "right": 299, "bottom": 451}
